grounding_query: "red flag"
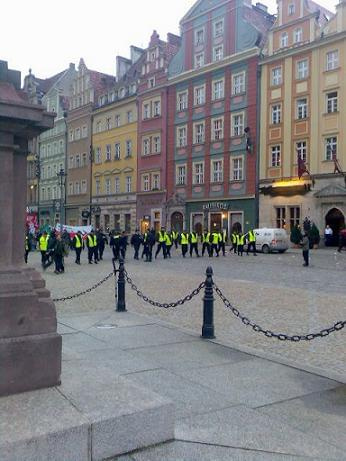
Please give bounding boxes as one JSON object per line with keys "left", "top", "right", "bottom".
{"left": 297, "top": 150, "right": 309, "bottom": 179}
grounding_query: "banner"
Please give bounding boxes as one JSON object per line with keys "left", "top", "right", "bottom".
{"left": 26, "top": 212, "right": 38, "bottom": 234}
{"left": 55, "top": 223, "right": 92, "bottom": 236}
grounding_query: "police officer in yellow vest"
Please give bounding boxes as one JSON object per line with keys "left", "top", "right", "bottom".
{"left": 73, "top": 231, "right": 84, "bottom": 265}
{"left": 39, "top": 231, "right": 50, "bottom": 266}
{"left": 165, "top": 232, "right": 173, "bottom": 258}
{"left": 210, "top": 230, "right": 221, "bottom": 257}
{"left": 155, "top": 227, "right": 167, "bottom": 259}
{"left": 189, "top": 231, "right": 200, "bottom": 257}
{"left": 201, "top": 230, "right": 211, "bottom": 257}
{"left": 230, "top": 231, "right": 238, "bottom": 254}
{"left": 87, "top": 230, "right": 98, "bottom": 264}
{"left": 219, "top": 229, "right": 227, "bottom": 256}
{"left": 237, "top": 232, "right": 245, "bottom": 256}
{"left": 246, "top": 229, "right": 257, "bottom": 256}
{"left": 180, "top": 230, "right": 189, "bottom": 258}
{"left": 172, "top": 230, "right": 179, "bottom": 249}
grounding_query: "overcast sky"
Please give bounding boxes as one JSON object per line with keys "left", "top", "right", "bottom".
{"left": 2, "top": 0, "right": 336, "bottom": 80}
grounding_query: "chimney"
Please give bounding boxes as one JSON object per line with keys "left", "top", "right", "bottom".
{"left": 256, "top": 2, "right": 268, "bottom": 12}
{"left": 167, "top": 33, "right": 181, "bottom": 47}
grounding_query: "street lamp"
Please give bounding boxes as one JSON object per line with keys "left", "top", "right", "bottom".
{"left": 57, "top": 168, "right": 67, "bottom": 228}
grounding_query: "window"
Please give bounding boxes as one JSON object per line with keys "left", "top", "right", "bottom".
{"left": 232, "top": 157, "right": 243, "bottom": 181}
{"left": 114, "top": 176, "right": 120, "bottom": 193}
{"left": 96, "top": 121, "right": 102, "bottom": 133}
{"left": 74, "top": 182, "right": 80, "bottom": 195}
{"left": 153, "top": 100, "right": 161, "bottom": 116}
{"left": 96, "top": 179, "right": 101, "bottom": 195}
{"left": 326, "top": 92, "right": 338, "bottom": 113}
{"left": 105, "top": 178, "right": 111, "bottom": 195}
{"left": 114, "top": 214, "right": 120, "bottom": 231}
{"left": 41, "top": 166, "right": 45, "bottom": 179}
{"left": 271, "top": 104, "right": 282, "bottom": 124}
{"left": 176, "top": 165, "right": 186, "bottom": 185}
{"left": 232, "top": 72, "right": 245, "bottom": 95}
{"left": 126, "top": 176, "right": 132, "bottom": 193}
{"left": 211, "top": 160, "right": 223, "bottom": 182}
{"left": 152, "top": 173, "right": 160, "bottom": 190}
{"left": 114, "top": 143, "right": 121, "bottom": 160}
{"left": 153, "top": 135, "right": 161, "bottom": 153}
{"left": 193, "top": 162, "right": 204, "bottom": 184}
{"left": 68, "top": 184, "right": 73, "bottom": 196}
{"left": 143, "top": 174, "right": 150, "bottom": 191}
{"left": 125, "top": 140, "right": 132, "bottom": 157}
{"left": 212, "top": 79, "right": 224, "bottom": 100}
{"left": 47, "top": 166, "right": 51, "bottom": 178}
{"left": 289, "top": 207, "right": 300, "bottom": 229}
{"left": 326, "top": 50, "right": 339, "bottom": 71}
{"left": 194, "top": 85, "right": 205, "bottom": 105}
{"left": 280, "top": 32, "right": 288, "bottom": 48}
{"left": 75, "top": 154, "right": 81, "bottom": 168}
{"left": 271, "top": 66, "right": 283, "bottom": 86}
{"left": 59, "top": 140, "right": 64, "bottom": 153}
{"left": 69, "top": 130, "right": 74, "bottom": 142}
{"left": 106, "top": 118, "right": 112, "bottom": 130}
{"left": 47, "top": 187, "right": 51, "bottom": 200}
{"left": 177, "top": 91, "right": 188, "bottom": 111}
{"left": 81, "top": 180, "right": 87, "bottom": 194}
{"left": 288, "top": 3, "right": 295, "bottom": 15}
{"left": 296, "top": 140, "right": 307, "bottom": 162}
{"left": 82, "top": 152, "right": 87, "bottom": 166}
{"left": 232, "top": 113, "right": 244, "bottom": 136}
{"left": 296, "top": 59, "right": 308, "bottom": 79}
{"left": 276, "top": 207, "right": 286, "bottom": 228}
{"left": 143, "top": 103, "right": 150, "bottom": 119}
{"left": 177, "top": 126, "right": 187, "bottom": 147}
{"left": 214, "top": 19, "right": 224, "bottom": 37}
{"left": 213, "top": 45, "right": 223, "bottom": 62}
{"left": 271, "top": 145, "right": 281, "bottom": 167}
{"left": 142, "top": 138, "right": 150, "bottom": 155}
{"left": 296, "top": 98, "right": 308, "bottom": 119}
{"left": 148, "top": 77, "right": 155, "bottom": 89}
{"left": 52, "top": 186, "right": 56, "bottom": 200}
{"left": 95, "top": 147, "right": 102, "bottom": 164}
{"left": 212, "top": 117, "right": 224, "bottom": 141}
{"left": 194, "top": 122, "right": 205, "bottom": 144}
{"left": 114, "top": 114, "right": 121, "bottom": 127}
{"left": 106, "top": 144, "right": 111, "bottom": 161}
{"left": 195, "top": 28, "right": 204, "bottom": 45}
{"left": 194, "top": 52, "right": 204, "bottom": 69}
{"left": 127, "top": 111, "right": 133, "bottom": 123}
{"left": 294, "top": 28, "right": 302, "bottom": 43}
{"left": 69, "top": 155, "right": 74, "bottom": 169}
{"left": 325, "top": 136, "right": 337, "bottom": 161}
{"left": 125, "top": 214, "right": 131, "bottom": 232}
{"left": 82, "top": 125, "right": 87, "bottom": 138}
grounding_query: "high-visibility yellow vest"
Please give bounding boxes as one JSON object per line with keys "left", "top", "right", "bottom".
{"left": 181, "top": 233, "right": 189, "bottom": 245}
{"left": 237, "top": 234, "right": 245, "bottom": 245}
{"left": 158, "top": 231, "right": 166, "bottom": 243}
{"left": 248, "top": 230, "right": 256, "bottom": 242}
{"left": 143, "top": 233, "right": 148, "bottom": 243}
{"left": 172, "top": 231, "right": 178, "bottom": 240}
{"left": 202, "top": 233, "right": 210, "bottom": 243}
{"left": 25, "top": 236, "right": 29, "bottom": 251}
{"left": 75, "top": 235, "right": 82, "bottom": 248}
{"left": 165, "top": 233, "right": 172, "bottom": 245}
{"left": 88, "top": 235, "right": 96, "bottom": 247}
{"left": 190, "top": 232, "right": 198, "bottom": 244}
{"left": 39, "top": 235, "right": 49, "bottom": 251}
{"left": 211, "top": 233, "right": 219, "bottom": 244}
{"left": 232, "top": 233, "right": 237, "bottom": 244}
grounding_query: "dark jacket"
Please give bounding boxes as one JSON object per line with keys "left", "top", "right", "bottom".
{"left": 54, "top": 240, "right": 65, "bottom": 257}
{"left": 119, "top": 235, "right": 128, "bottom": 249}
{"left": 131, "top": 233, "right": 142, "bottom": 247}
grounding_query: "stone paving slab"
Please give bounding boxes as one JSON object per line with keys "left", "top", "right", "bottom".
{"left": 175, "top": 405, "right": 346, "bottom": 460}
{"left": 172, "top": 357, "right": 340, "bottom": 408}
{"left": 114, "top": 441, "right": 330, "bottom": 461}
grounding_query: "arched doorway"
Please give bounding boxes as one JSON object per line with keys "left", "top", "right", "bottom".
{"left": 325, "top": 208, "right": 345, "bottom": 246}
{"left": 171, "top": 212, "right": 183, "bottom": 232}
{"left": 232, "top": 221, "right": 242, "bottom": 234}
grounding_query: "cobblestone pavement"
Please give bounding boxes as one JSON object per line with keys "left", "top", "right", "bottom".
{"left": 28, "top": 244, "right": 346, "bottom": 380}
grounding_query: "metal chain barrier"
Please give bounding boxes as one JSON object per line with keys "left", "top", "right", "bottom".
{"left": 124, "top": 270, "right": 205, "bottom": 308}
{"left": 214, "top": 284, "right": 345, "bottom": 341}
{"left": 53, "top": 271, "right": 114, "bottom": 302}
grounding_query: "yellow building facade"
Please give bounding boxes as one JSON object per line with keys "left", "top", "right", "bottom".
{"left": 259, "top": 0, "right": 346, "bottom": 242}
{"left": 92, "top": 96, "right": 138, "bottom": 232}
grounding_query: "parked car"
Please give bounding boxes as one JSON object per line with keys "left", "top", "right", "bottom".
{"left": 253, "top": 228, "right": 289, "bottom": 254}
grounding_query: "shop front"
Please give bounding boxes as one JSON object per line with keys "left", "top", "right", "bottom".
{"left": 185, "top": 198, "right": 256, "bottom": 237}
{"left": 137, "top": 192, "right": 166, "bottom": 234}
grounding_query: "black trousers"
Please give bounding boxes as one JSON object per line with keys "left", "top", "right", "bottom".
{"left": 40, "top": 250, "right": 47, "bottom": 265}
{"left": 202, "top": 242, "right": 210, "bottom": 256}
{"left": 120, "top": 248, "right": 126, "bottom": 259}
{"left": 219, "top": 242, "right": 226, "bottom": 256}
{"left": 174, "top": 240, "right": 178, "bottom": 249}
{"left": 303, "top": 250, "right": 309, "bottom": 266}
{"left": 155, "top": 242, "right": 167, "bottom": 258}
{"left": 166, "top": 244, "right": 172, "bottom": 258}
{"left": 24, "top": 250, "right": 29, "bottom": 264}
{"left": 112, "top": 246, "right": 120, "bottom": 260}
{"left": 181, "top": 244, "right": 188, "bottom": 257}
{"left": 189, "top": 242, "right": 199, "bottom": 257}
{"left": 54, "top": 254, "right": 64, "bottom": 272}
{"left": 247, "top": 242, "right": 256, "bottom": 255}
{"left": 230, "top": 242, "right": 237, "bottom": 253}
{"left": 98, "top": 244, "right": 105, "bottom": 260}
{"left": 134, "top": 245, "right": 140, "bottom": 260}
{"left": 237, "top": 244, "right": 244, "bottom": 256}
{"left": 211, "top": 243, "right": 219, "bottom": 257}
{"left": 75, "top": 247, "right": 82, "bottom": 263}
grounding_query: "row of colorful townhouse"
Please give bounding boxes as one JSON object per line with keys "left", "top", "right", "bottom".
{"left": 25, "top": 0, "right": 346, "bottom": 240}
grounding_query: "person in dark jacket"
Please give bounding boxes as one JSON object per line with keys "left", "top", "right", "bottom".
{"left": 96, "top": 228, "right": 108, "bottom": 260}
{"left": 110, "top": 230, "right": 121, "bottom": 260}
{"left": 131, "top": 230, "right": 142, "bottom": 260}
{"left": 53, "top": 234, "right": 66, "bottom": 274}
{"left": 24, "top": 232, "right": 32, "bottom": 264}
{"left": 301, "top": 232, "right": 310, "bottom": 267}
{"left": 146, "top": 229, "right": 156, "bottom": 262}
{"left": 119, "top": 231, "right": 128, "bottom": 260}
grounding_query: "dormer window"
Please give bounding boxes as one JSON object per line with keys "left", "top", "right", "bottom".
{"left": 150, "top": 51, "right": 156, "bottom": 62}
{"left": 288, "top": 3, "right": 295, "bottom": 15}
{"left": 280, "top": 32, "right": 288, "bottom": 48}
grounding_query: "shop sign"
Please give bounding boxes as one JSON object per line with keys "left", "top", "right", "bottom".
{"left": 202, "top": 202, "right": 229, "bottom": 211}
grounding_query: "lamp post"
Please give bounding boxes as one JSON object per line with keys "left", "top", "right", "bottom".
{"left": 57, "top": 168, "right": 67, "bottom": 228}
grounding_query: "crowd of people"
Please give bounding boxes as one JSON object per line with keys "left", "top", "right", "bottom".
{"left": 24, "top": 226, "right": 258, "bottom": 274}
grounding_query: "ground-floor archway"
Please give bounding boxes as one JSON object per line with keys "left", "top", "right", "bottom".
{"left": 325, "top": 208, "right": 345, "bottom": 245}
{"left": 171, "top": 211, "right": 183, "bottom": 232}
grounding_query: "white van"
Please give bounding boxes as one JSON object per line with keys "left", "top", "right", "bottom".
{"left": 253, "top": 228, "right": 289, "bottom": 254}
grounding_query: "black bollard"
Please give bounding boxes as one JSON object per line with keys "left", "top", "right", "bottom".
{"left": 116, "top": 257, "right": 127, "bottom": 312}
{"left": 112, "top": 258, "right": 118, "bottom": 310}
{"left": 201, "top": 266, "right": 215, "bottom": 339}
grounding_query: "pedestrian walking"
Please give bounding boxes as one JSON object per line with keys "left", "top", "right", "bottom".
{"left": 110, "top": 231, "right": 121, "bottom": 260}
{"left": 301, "top": 231, "right": 310, "bottom": 266}
{"left": 155, "top": 227, "right": 167, "bottom": 259}
{"left": 201, "top": 230, "right": 211, "bottom": 257}
{"left": 246, "top": 229, "right": 257, "bottom": 256}
{"left": 219, "top": 229, "right": 227, "bottom": 256}
{"left": 53, "top": 234, "right": 66, "bottom": 274}
{"left": 119, "top": 231, "right": 128, "bottom": 259}
{"left": 237, "top": 232, "right": 245, "bottom": 256}
{"left": 73, "top": 231, "right": 84, "bottom": 265}
{"left": 39, "top": 231, "right": 49, "bottom": 266}
{"left": 165, "top": 232, "right": 173, "bottom": 258}
{"left": 189, "top": 231, "right": 200, "bottom": 257}
{"left": 172, "top": 230, "right": 179, "bottom": 249}
{"left": 337, "top": 227, "right": 346, "bottom": 252}
{"left": 24, "top": 232, "right": 32, "bottom": 264}
{"left": 230, "top": 231, "right": 238, "bottom": 254}
{"left": 96, "top": 229, "right": 108, "bottom": 260}
{"left": 210, "top": 231, "right": 221, "bottom": 257}
{"left": 180, "top": 230, "right": 189, "bottom": 258}
{"left": 87, "top": 230, "right": 98, "bottom": 264}
{"left": 131, "top": 230, "right": 142, "bottom": 260}
{"left": 146, "top": 229, "right": 156, "bottom": 262}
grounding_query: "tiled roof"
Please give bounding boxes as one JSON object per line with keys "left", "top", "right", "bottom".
{"left": 0, "top": 82, "right": 29, "bottom": 104}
